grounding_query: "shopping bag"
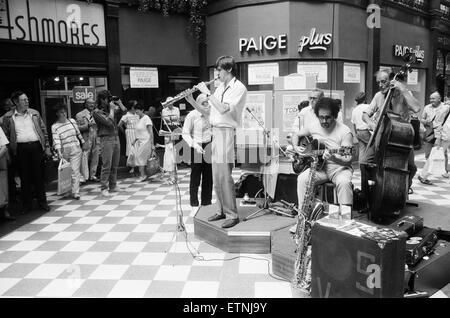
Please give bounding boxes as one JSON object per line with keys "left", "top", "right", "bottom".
{"left": 127, "top": 144, "right": 136, "bottom": 167}
{"left": 57, "top": 159, "right": 72, "bottom": 195}
{"left": 428, "top": 147, "right": 446, "bottom": 176}
{"left": 146, "top": 155, "right": 161, "bottom": 177}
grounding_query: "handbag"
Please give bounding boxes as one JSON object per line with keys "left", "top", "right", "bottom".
{"left": 146, "top": 154, "right": 161, "bottom": 177}
{"left": 57, "top": 159, "right": 72, "bottom": 195}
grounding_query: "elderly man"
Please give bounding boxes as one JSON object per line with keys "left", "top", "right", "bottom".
{"left": 2, "top": 91, "right": 51, "bottom": 213}
{"left": 184, "top": 93, "right": 213, "bottom": 207}
{"left": 418, "top": 91, "right": 450, "bottom": 184}
{"left": 362, "top": 70, "right": 421, "bottom": 191}
{"left": 76, "top": 98, "right": 100, "bottom": 182}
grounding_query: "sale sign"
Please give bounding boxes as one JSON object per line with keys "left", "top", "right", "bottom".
{"left": 72, "top": 86, "right": 96, "bottom": 104}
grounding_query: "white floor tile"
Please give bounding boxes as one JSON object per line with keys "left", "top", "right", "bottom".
{"left": 55, "top": 205, "right": 81, "bottom": 211}
{"left": 254, "top": 282, "right": 292, "bottom": 298}
{"left": 99, "top": 232, "right": 130, "bottom": 242}
{"left": 192, "top": 253, "right": 225, "bottom": 267}
{"left": 108, "top": 280, "right": 151, "bottom": 298}
{"left": 0, "top": 278, "right": 20, "bottom": 295}
{"left": 61, "top": 241, "right": 96, "bottom": 252}
{"left": 16, "top": 251, "right": 56, "bottom": 264}
{"left": 8, "top": 241, "right": 45, "bottom": 251}
{"left": 83, "top": 200, "right": 108, "bottom": 206}
{"left": 132, "top": 253, "right": 167, "bottom": 266}
{"left": 132, "top": 205, "right": 155, "bottom": 211}
{"left": 132, "top": 224, "right": 161, "bottom": 233}
{"left": 86, "top": 224, "right": 115, "bottom": 232}
{"left": 119, "top": 217, "right": 145, "bottom": 225}
{"left": 181, "top": 281, "right": 220, "bottom": 298}
{"left": 37, "top": 278, "right": 83, "bottom": 297}
{"left": 74, "top": 252, "right": 110, "bottom": 265}
{"left": 148, "top": 210, "right": 171, "bottom": 217}
{"left": 153, "top": 265, "right": 191, "bottom": 281}
{"left": 120, "top": 200, "right": 143, "bottom": 205}
{"left": 30, "top": 217, "right": 61, "bottom": 225}
{"left": 107, "top": 210, "right": 131, "bottom": 217}
{"left": 41, "top": 224, "right": 72, "bottom": 232}
{"left": 64, "top": 211, "right": 92, "bottom": 218}
{"left": 114, "top": 242, "right": 146, "bottom": 253}
{"left": 149, "top": 232, "right": 176, "bottom": 243}
{"left": 94, "top": 205, "right": 119, "bottom": 211}
{"left": 89, "top": 265, "right": 128, "bottom": 280}
{"left": 74, "top": 217, "right": 102, "bottom": 224}
{"left": 1, "top": 231, "right": 35, "bottom": 241}
{"left": 26, "top": 264, "right": 68, "bottom": 279}
{"left": 239, "top": 256, "right": 269, "bottom": 274}
{"left": 49, "top": 232, "right": 82, "bottom": 241}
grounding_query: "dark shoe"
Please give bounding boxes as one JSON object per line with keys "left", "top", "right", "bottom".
{"left": 221, "top": 218, "right": 239, "bottom": 228}
{"left": 208, "top": 213, "right": 226, "bottom": 222}
{"left": 191, "top": 203, "right": 199, "bottom": 207}
{"left": 418, "top": 176, "right": 433, "bottom": 185}
{"left": 2, "top": 214, "right": 16, "bottom": 221}
{"left": 20, "top": 205, "right": 32, "bottom": 215}
{"left": 201, "top": 202, "right": 212, "bottom": 206}
{"left": 38, "top": 203, "right": 50, "bottom": 212}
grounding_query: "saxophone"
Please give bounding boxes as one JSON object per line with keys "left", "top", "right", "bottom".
{"left": 292, "top": 155, "right": 321, "bottom": 292}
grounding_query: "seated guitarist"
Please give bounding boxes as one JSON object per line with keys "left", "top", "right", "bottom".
{"left": 292, "top": 97, "right": 354, "bottom": 210}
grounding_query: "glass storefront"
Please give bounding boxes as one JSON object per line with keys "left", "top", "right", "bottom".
{"left": 39, "top": 75, "right": 108, "bottom": 140}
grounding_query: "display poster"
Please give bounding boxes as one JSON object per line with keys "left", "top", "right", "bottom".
{"left": 343, "top": 63, "right": 361, "bottom": 83}
{"left": 242, "top": 94, "right": 266, "bottom": 130}
{"left": 282, "top": 94, "right": 308, "bottom": 132}
{"left": 297, "top": 62, "right": 328, "bottom": 83}
{"left": 407, "top": 69, "right": 418, "bottom": 85}
{"left": 284, "top": 75, "right": 306, "bottom": 90}
{"left": 248, "top": 63, "right": 279, "bottom": 85}
{"left": 130, "top": 67, "right": 159, "bottom": 88}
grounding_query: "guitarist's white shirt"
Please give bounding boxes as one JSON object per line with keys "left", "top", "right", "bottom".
{"left": 303, "top": 120, "right": 353, "bottom": 170}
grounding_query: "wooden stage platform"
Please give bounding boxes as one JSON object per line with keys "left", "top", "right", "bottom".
{"left": 193, "top": 198, "right": 296, "bottom": 254}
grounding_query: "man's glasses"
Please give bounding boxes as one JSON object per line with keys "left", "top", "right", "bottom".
{"left": 318, "top": 115, "right": 333, "bottom": 121}
{"left": 309, "top": 96, "right": 318, "bottom": 100}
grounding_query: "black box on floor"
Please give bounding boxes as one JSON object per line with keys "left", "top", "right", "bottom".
{"left": 311, "top": 221, "right": 406, "bottom": 298}
{"left": 271, "top": 225, "right": 297, "bottom": 281}
{"left": 409, "top": 240, "right": 450, "bottom": 296}
{"left": 405, "top": 227, "right": 438, "bottom": 267}
{"left": 388, "top": 215, "right": 423, "bottom": 237}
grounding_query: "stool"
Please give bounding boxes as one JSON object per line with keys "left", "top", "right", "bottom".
{"left": 317, "top": 182, "right": 338, "bottom": 205}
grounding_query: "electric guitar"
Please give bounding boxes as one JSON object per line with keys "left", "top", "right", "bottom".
{"left": 287, "top": 138, "right": 353, "bottom": 174}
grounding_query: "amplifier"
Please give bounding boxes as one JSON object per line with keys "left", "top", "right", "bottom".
{"left": 388, "top": 215, "right": 423, "bottom": 237}
{"left": 311, "top": 220, "right": 406, "bottom": 298}
{"left": 409, "top": 240, "right": 450, "bottom": 296}
{"left": 405, "top": 227, "right": 438, "bottom": 267}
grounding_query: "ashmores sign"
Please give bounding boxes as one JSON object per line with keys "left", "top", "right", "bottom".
{"left": 393, "top": 45, "right": 424, "bottom": 63}
{"left": 0, "top": 0, "right": 105, "bottom": 46}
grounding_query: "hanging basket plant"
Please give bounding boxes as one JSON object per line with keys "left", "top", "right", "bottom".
{"left": 137, "top": 0, "right": 208, "bottom": 41}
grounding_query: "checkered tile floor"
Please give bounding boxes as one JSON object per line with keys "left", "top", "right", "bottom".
{"left": 0, "top": 152, "right": 449, "bottom": 298}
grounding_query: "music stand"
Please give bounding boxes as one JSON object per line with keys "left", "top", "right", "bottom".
{"left": 160, "top": 115, "right": 186, "bottom": 236}
{"left": 243, "top": 108, "right": 288, "bottom": 221}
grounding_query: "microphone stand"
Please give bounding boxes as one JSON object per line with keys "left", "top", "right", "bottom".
{"left": 243, "top": 108, "right": 288, "bottom": 221}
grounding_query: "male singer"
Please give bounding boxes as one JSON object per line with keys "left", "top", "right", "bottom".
{"left": 196, "top": 55, "right": 247, "bottom": 228}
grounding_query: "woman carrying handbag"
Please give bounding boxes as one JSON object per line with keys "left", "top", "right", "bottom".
{"left": 51, "top": 103, "right": 88, "bottom": 200}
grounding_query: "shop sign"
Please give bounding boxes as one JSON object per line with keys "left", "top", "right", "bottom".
{"left": 0, "top": 0, "right": 105, "bottom": 46}
{"left": 393, "top": 45, "right": 424, "bottom": 63}
{"left": 72, "top": 86, "right": 96, "bottom": 104}
{"left": 239, "top": 34, "right": 287, "bottom": 53}
{"left": 130, "top": 67, "right": 159, "bottom": 88}
{"left": 298, "top": 28, "right": 332, "bottom": 53}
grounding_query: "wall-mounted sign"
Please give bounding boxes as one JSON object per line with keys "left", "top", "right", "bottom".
{"left": 343, "top": 63, "right": 361, "bottom": 83}
{"left": 72, "top": 86, "right": 96, "bottom": 104}
{"left": 130, "top": 67, "right": 159, "bottom": 88}
{"left": 297, "top": 62, "right": 328, "bottom": 83}
{"left": 0, "top": 0, "right": 105, "bottom": 46}
{"left": 298, "top": 28, "right": 332, "bottom": 53}
{"left": 393, "top": 45, "right": 424, "bottom": 63}
{"left": 239, "top": 34, "right": 287, "bottom": 53}
{"left": 248, "top": 63, "right": 279, "bottom": 85}
{"left": 407, "top": 69, "right": 418, "bottom": 85}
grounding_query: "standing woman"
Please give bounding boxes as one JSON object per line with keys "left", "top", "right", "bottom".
{"left": 118, "top": 100, "right": 139, "bottom": 173}
{"left": 51, "top": 103, "right": 85, "bottom": 200}
{"left": 134, "top": 103, "right": 155, "bottom": 182}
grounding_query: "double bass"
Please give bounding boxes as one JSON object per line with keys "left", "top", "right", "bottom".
{"left": 361, "top": 53, "right": 417, "bottom": 221}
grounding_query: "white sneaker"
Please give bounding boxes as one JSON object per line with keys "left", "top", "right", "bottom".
{"left": 443, "top": 172, "right": 449, "bottom": 178}
{"left": 101, "top": 189, "right": 112, "bottom": 196}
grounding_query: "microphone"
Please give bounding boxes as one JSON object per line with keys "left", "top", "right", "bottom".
{"left": 246, "top": 107, "right": 252, "bottom": 113}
